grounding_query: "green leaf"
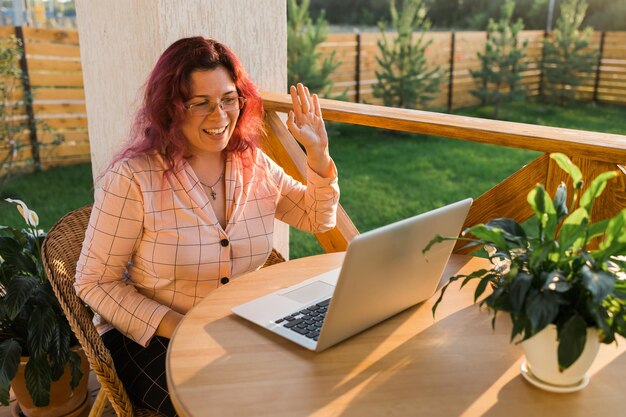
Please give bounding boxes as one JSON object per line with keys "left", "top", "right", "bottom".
{"left": 599, "top": 209, "right": 626, "bottom": 252}
{"left": 27, "top": 304, "right": 56, "bottom": 358}
{"left": 474, "top": 276, "right": 491, "bottom": 302}
{"left": 24, "top": 354, "right": 51, "bottom": 407}
{"left": 597, "top": 241, "right": 626, "bottom": 265}
{"left": 614, "top": 311, "right": 626, "bottom": 340}
{"left": 615, "top": 279, "right": 626, "bottom": 301}
{"left": 581, "top": 265, "right": 615, "bottom": 303}
{"left": 0, "top": 339, "right": 22, "bottom": 406}
{"left": 529, "top": 241, "right": 555, "bottom": 271}
{"left": 580, "top": 171, "right": 617, "bottom": 216}
{"left": 509, "top": 272, "right": 532, "bottom": 313}
{"left": 557, "top": 314, "right": 588, "bottom": 371}
{"left": 542, "top": 271, "right": 571, "bottom": 293}
{"left": 48, "top": 319, "right": 65, "bottom": 381}
{"left": 550, "top": 153, "right": 583, "bottom": 189}
{"left": 0, "top": 381, "right": 11, "bottom": 407}
{"left": 527, "top": 184, "right": 557, "bottom": 238}
{"left": 68, "top": 351, "right": 83, "bottom": 391}
{"left": 485, "top": 218, "right": 527, "bottom": 245}
{"left": 462, "top": 268, "right": 494, "bottom": 290}
{"left": 527, "top": 185, "right": 544, "bottom": 217}
{"left": 552, "top": 182, "right": 568, "bottom": 223}
{"left": 0, "top": 236, "right": 37, "bottom": 276}
{"left": 586, "top": 219, "right": 609, "bottom": 242}
{"left": 484, "top": 286, "right": 512, "bottom": 312}
{"left": 587, "top": 303, "right": 613, "bottom": 342}
{"left": 2, "top": 274, "right": 39, "bottom": 320}
{"left": 466, "top": 224, "right": 509, "bottom": 249}
{"left": 432, "top": 270, "right": 491, "bottom": 316}
{"left": 509, "top": 312, "right": 528, "bottom": 342}
{"left": 431, "top": 275, "right": 462, "bottom": 317}
{"left": 423, "top": 234, "right": 459, "bottom": 254}
{"left": 557, "top": 207, "right": 589, "bottom": 254}
{"left": 525, "top": 289, "right": 559, "bottom": 333}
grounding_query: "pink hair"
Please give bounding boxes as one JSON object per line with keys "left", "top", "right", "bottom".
{"left": 110, "top": 37, "right": 264, "bottom": 173}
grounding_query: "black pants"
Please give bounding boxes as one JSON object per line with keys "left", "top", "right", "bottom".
{"left": 102, "top": 329, "right": 178, "bottom": 417}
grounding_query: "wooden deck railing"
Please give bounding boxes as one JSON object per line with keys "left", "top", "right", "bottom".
{"left": 261, "top": 92, "right": 626, "bottom": 254}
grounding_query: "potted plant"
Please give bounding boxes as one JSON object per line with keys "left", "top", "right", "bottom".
{"left": 425, "top": 153, "right": 626, "bottom": 391}
{"left": 0, "top": 199, "right": 89, "bottom": 416}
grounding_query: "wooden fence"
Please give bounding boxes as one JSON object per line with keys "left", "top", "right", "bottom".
{"left": 0, "top": 25, "right": 88, "bottom": 176}
{"left": 321, "top": 30, "right": 626, "bottom": 109}
{"left": 1, "top": 27, "right": 626, "bottom": 175}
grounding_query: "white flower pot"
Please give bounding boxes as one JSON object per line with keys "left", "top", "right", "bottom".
{"left": 521, "top": 324, "right": 600, "bottom": 389}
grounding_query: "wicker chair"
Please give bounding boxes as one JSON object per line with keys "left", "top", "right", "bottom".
{"left": 41, "top": 205, "right": 285, "bottom": 417}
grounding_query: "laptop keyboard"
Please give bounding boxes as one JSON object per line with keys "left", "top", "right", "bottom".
{"left": 274, "top": 298, "right": 331, "bottom": 341}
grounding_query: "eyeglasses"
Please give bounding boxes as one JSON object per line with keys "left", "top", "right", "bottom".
{"left": 185, "top": 96, "right": 246, "bottom": 116}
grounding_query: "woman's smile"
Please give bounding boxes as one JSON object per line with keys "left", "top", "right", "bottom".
{"left": 203, "top": 126, "right": 228, "bottom": 136}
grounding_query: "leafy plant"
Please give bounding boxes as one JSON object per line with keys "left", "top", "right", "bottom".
{"left": 541, "top": 0, "right": 597, "bottom": 106}
{"left": 0, "top": 36, "right": 28, "bottom": 192}
{"left": 471, "top": 0, "right": 528, "bottom": 119}
{"left": 425, "top": 153, "right": 626, "bottom": 371}
{"left": 287, "top": 0, "right": 342, "bottom": 98}
{"left": 373, "top": 0, "right": 443, "bottom": 109}
{"left": 0, "top": 199, "right": 82, "bottom": 406}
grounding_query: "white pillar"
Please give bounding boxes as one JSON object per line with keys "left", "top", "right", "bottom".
{"left": 75, "top": 0, "right": 289, "bottom": 256}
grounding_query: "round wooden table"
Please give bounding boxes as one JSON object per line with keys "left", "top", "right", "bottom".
{"left": 167, "top": 252, "right": 626, "bottom": 417}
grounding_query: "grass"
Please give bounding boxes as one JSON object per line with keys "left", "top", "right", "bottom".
{"left": 290, "top": 125, "right": 540, "bottom": 258}
{"left": 0, "top": 164, "right": 95, "bottom": 231}
{"left": 0, "top": 100, "right": 624, "bottom": 258}
{"left": 459, "top": 100, "right": 626, "bottom": 135}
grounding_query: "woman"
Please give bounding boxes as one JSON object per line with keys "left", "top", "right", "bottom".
{"left": 75, "top": 37, "right": 339, "bottom": 417}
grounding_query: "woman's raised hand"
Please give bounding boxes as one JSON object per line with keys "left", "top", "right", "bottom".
{"left": 287, "top": 83, "right": 329, "bottom": 152}
{"left": 286, "top": 83, "right": 332, "bottom": 177}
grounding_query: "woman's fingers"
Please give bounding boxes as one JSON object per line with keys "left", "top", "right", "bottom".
{"left": 290, "top": 83, "right": 316, "bottom": 121}
{"left": 286, "top": 110, "right": 297, "bottom": 133}
{"left": 312, "top": 93, "right": 322, "bottom": 117}
{"left": 298, "top": 83, "right": 311, "bottom": 114}
{"left": 289, "top": 85, "right": 303, "bottom": 121}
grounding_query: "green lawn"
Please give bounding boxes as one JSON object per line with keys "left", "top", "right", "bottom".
{"left": 290, "top": 125, "right": 540, "bottom": 258}
{"left": 1, "top": 100, "right": 624, "bottom": 258}
{"left": 0, "top": 164, "right": 94, "bottom": 231}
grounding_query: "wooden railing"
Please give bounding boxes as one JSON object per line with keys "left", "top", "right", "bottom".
{"left": 261, "top": 92, "right": 626, "bottom": 253}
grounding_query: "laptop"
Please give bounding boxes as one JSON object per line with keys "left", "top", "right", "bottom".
{"left": 232, "top": 198, "right": 473, "bottom": 352}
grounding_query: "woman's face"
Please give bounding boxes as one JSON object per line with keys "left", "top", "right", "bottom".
{"left": 181, "top": 67, "right": 240, "bottom": 156}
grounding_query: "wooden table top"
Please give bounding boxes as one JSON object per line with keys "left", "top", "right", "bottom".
{"left": 166, "top": 252, "right": 626, "bottom": 417}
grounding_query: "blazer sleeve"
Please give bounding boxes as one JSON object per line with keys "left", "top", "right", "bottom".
{"left": 74, "top": 161, "right": 170, "bottom": 347}
{"left": 260, "top": 151, "right": 340, "bottom": 233}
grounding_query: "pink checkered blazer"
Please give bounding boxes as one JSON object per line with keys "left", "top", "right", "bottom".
{"left": 75, "top": 148, "right": 339, "bottom": 346}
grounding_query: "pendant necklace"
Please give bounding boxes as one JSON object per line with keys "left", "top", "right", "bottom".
{"left": 201, "top": 168, "right": 224, "bottom": 201}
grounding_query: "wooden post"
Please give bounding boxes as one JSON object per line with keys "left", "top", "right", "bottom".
{"left": 355, "top": 31, "right": 361, "bottom": 103}
{"left": 593, "top": 31, "right": 605, "bottom": 103}
{"left": 14, "top": 26, "right": 41, "bottom": 171}
{"left": 538, "top": 30, "right": 548, "bottom": 99}
{"left": 447, "top": 31, "right": 456, "bottom": 112}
